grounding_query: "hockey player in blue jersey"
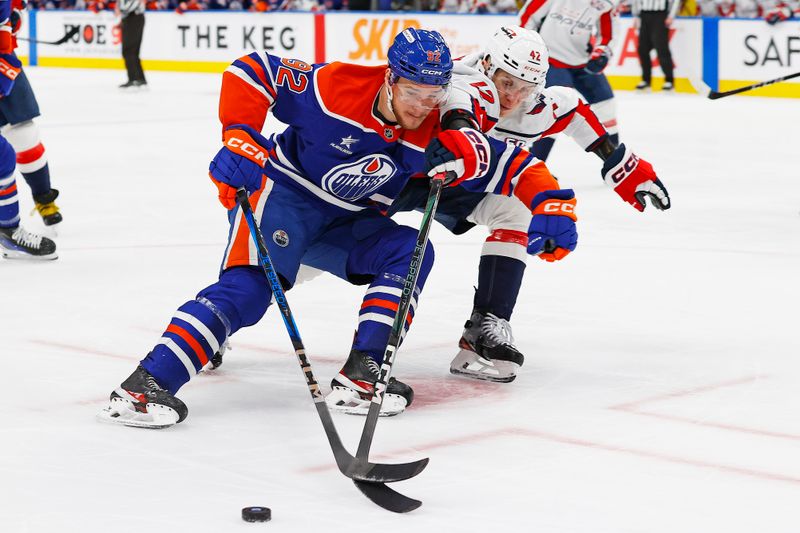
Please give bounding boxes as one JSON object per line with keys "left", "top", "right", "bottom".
{"left": 0, "top": 2, "right": 56, "bottom": 259}
{"left": 97, "top": 28, "right": 576, "bottom": 427}
{"left": 0, "top": 0, "right": 63, "bottom": 227}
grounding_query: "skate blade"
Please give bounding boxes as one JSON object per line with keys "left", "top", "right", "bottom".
{"left": 326, "top": 388, "right": 407, "bottom": 417}
{"left": 450, "top": 349, "right": 518, "bottom": 383}
{"left": 1, "top": 249, "right": 58, "bottom": 261}
{"left": 96, "top": 399, "right": 179, "bottom": 429}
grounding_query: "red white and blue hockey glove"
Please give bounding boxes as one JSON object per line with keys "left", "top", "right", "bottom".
{"left": 208, "top": 124, "right": 269, "bottom": 209}
{"left": 765, "top": 6, "right": 792, "bottom": 24}
{"left": 0, "top": 24, "right": 11, "bottom": 56}
{"left": 585, "top": 45, "right": 611, "bottom": 75}
{"left": 601, "top": 143, "right": 670, "bottom": 212}
{"left": 528, "top": 189, "right": 578, "bottom": 262}
{"left": 425, "top": 127, "right": 492, "bottom": 187}
{"left": 0, "top": 53, "right": 21, "bottom": 98}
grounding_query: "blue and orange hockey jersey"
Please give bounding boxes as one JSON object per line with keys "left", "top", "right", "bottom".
{"left": 219, "top": 51, "right": 558, "bottom": 215}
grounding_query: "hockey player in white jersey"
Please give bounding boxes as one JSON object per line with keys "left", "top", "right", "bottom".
{"left": 519, "top": 0, "right": 622, "bottom": 163}
{"left": 390, "top": 26, "right": 669, "bottom": 383}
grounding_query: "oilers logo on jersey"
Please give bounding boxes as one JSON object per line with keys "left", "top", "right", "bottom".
{"left": 321, "top": 155, "right": 398, "bottom": 201}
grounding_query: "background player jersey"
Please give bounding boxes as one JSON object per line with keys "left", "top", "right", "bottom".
{"left": 519, "top": 0, "right": 616, "bottom": 68}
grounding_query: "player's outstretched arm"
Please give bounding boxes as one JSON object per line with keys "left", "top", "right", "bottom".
{"left": 601, "top": 143, "right": 671, "bottom": 212}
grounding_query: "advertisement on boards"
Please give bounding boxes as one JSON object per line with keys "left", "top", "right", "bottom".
{"left": 718, "top": 19, "right": 800, "bottom": 84}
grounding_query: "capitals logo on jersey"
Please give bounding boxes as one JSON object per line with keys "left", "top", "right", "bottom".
{"left": 322, "top": 155, "right": 397, "bottom": 201}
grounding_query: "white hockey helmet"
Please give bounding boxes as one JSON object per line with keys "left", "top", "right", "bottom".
{"left": 483, "top": 26, "right": 549, "bottom": 91}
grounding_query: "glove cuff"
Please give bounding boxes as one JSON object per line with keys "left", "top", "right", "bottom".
{"left": 222, "top": 126, "right": 269, "bottom": 168}
{"left": 530, "top": 189, "right": 577, "bottom": 221}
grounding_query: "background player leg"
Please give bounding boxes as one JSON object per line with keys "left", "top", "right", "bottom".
{"left": 0, "top": 136, "right": 56, "bottom": 260}
{"left": 636, "top": 17, "right": 655, "bottom": 91}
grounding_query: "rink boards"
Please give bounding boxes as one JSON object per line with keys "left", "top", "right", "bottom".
{"left": 16, "top": 10, "right": 800, "bottom": 98}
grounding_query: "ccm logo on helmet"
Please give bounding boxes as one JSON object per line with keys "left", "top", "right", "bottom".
{"left": 420, "top": 69, "right": 444, "bottom": 75}
{"left": 226, "top": 137, "right": 268, "bottom": 165}
{"left": 611, "top": 153, "right": 640, "bottom": 184}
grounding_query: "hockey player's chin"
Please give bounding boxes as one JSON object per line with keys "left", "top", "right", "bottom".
{"left": 397, "top": 112, "right": 427, "bottom": 130}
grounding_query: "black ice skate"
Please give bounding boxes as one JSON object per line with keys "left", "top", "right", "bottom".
{"left": 97, "top": 365, "right": 188, "bottom": 429}
{"left": 0, "top": 225, "right": 57, "bottom": 260}
{"left": 326, "top": 349, "right": 413, "bottom": 417}
{"left": 33, "top": 188, "right": 62, "bottom": 226}
{"left": 450, "top": 309, "right": 524, "bottom": 383}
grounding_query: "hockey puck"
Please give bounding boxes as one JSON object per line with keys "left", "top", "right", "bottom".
{"left": 242, "top": 506, "right": 271, "bottom": 523}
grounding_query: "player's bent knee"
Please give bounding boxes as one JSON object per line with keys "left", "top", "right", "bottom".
{"left": 2, "top": 120, "right": 40, "bottom": 151}
{"left": 197, "top": 266, "right": 272, "bottom": 332}
{"left": 469, "top": 194, "right": 531, "bottom": 232}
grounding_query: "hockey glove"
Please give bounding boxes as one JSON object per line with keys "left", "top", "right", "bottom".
{"left": 765, "top": 6, "right": 792, "bottom": 24}
{"left": 209, "top": 124, "right": 269, "bottom": 209}
{"left": 585, "top": 45, "right": 610, "bottom": 75}
{"left": 528, "top": 189, "right": 578, "bottom": 262}
{"left": 425, "top": 127, "right": 492, "bottom": 187}
{"left": 601, "top": 143, "right": 670, "bottom": 212}
{"left": 0, "top": 53, "right": 21, "bottom": 98}
{"left": 0, "top": 21, "right": 12, "bottom": 56}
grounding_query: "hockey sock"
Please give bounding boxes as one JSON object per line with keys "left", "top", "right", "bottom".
{"left": 140, "top": 298, "right": 230, "bottom": 394}
{"left": 4, "top": 122, "right": 51, "bottom": 197}
{"left": 0, "top": 173, "right": 19, "bottom": 228}
{"left": 352, "top": 272, "right": 420, "bottom": 365}
{"left": 474, "top": 230, "right": 528, "bottom": 321}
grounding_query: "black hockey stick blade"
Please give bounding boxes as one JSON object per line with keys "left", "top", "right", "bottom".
{"left": 348, "top": 456, "right": 429, "bottom": 483}
{"left": 353, "top": 480, "right": 422, "bottom": 513}
{"left": 315, "top": 402, "right": 427, "bottom": 483}
{"left": 19, "top": 25, "right": 79, "bottom": 46}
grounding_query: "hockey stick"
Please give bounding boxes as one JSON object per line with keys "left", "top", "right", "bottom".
{"left": 18, "top": 25, "right": 80, "bottom": 46}
{"left": 235, "top": 188, "right": 427, "bottom": 486}
{"left": 350, "top": 172, "right": 450, "bottom": 513}
{"left": 689, "top": 71, "right": 800, "bottom": 100}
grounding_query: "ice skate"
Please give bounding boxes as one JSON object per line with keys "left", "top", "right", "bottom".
{"left": 97, "top": 365, "right": 188, "bottom": 429}
{"left": 0, "top": 225, "right": 57, "bottom": 260}
{"left": 33, "top": 188, "right": 62, "bottom": 226}
{"left": 450, "top": 309, "right": 524, "bottom": 383}
{"left": 326, "top": 350, "right": 413, "bottom": 417}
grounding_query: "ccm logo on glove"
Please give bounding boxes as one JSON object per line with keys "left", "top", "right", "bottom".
{"left": 608, "top": 152, "right": 640, "bottom": 184}
{"left": 224, "top": 131, "right": 268, "bottom": 167}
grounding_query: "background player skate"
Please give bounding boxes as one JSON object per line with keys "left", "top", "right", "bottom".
{"left": 519, "top": 0, "right": 622, "bottom": 162}
{"left": 0, "top": 0, "right": 56, "bottom": 259}
{"left": 390, "top": 26, "right": 669, "bottom": 383}
{"left": 97, "top": 28, "right": 575, "bottom": 427}
{"left": 0, "top": 0, "right": 63, "bottom": 227}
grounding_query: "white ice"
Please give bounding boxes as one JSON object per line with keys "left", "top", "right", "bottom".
{"left": 1, "top": 67, "right": 799, "bottom": 533}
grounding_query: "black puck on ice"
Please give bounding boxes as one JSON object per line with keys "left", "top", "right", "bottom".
{"left": 242, "top": 506, "right": 271, "bottom": 523}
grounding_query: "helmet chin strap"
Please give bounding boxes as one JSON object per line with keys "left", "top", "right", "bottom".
{"left": 385, "top": 80, "right": 399, "bottom": 122}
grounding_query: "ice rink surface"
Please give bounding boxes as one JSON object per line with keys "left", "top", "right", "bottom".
{"left": 1, "top": 67, "right": 799, "bottom": 533}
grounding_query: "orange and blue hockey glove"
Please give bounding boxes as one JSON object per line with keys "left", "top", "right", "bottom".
{"left": 601, "top": 143, "right": 670, "bottom": 212}
{"left": 528, "top": 189, "right": 578, "bottom": 262}
{"left": 208, "top": 124, "right": 269, "bottom": 209}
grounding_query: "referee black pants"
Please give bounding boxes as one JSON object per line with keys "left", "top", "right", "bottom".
{"left": 121, "top": 13, "right": 146, "bottom": 83}
{"left": 637, "top": 10, "right": 674, "bottom": 84}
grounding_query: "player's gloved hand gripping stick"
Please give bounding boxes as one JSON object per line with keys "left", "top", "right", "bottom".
{"left": 235, "top": 188, "right": 428, "bottom": 512}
